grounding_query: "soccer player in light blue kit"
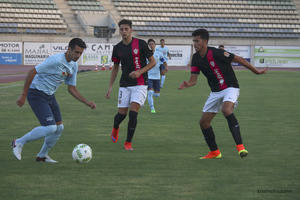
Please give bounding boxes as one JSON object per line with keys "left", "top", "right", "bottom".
{"left": 147, "top": 39, "right": 167, "bottom": 113}
{"left": 12, "top": 38, "right": 96, "bottom": 163}
{"left": 156, "top": 39, "right": 171, "bottom": 88}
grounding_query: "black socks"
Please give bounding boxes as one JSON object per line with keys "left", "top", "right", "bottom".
{"left": 201, "top": 126, "right": 218, "bottom": 151}
{"left": 127, "top": 111, "right": 138, "bottom": 142}
{"left": 225, "top": 113, "right": 243, "bottom": 145}
{"left": 113, "top": 112, "right": 126, "bottom": 129}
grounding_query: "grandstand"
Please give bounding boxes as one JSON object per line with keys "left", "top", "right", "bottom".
{"left": 0, "top": 0, "right": 300, "bottom": 47}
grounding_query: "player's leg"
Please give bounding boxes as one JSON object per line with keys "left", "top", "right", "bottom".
{"left": 222, "top": 88, "right": 248, "bottom": 158}
{"left": 111, "top": 87, "right": 129, "bottom": 143}
{"left": 199, "top": 112, "right": 222, "bottom": 159}
{"left": 147, "top": 79, "right": 155, "bottom": 113}
{"left": 124, "top": 86, "right": 147, "bottom": 150}
{"left": 12, "top": 89, "right": 57, "bottom": 160}
{"left": 36, "top": 95, "right": 63, "bottom": 163}
{"left": 160, "top": 64, "right": 166, "bottom": 88}
{"left": 199, "top": 92, "right": 223, "bottom": 159}
{"left": 153, "top": 79, "right": 160, "bottom": 97}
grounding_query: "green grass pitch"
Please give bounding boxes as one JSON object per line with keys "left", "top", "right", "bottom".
{"left": 0, "top": 70, "right": 299, "bottom": 200}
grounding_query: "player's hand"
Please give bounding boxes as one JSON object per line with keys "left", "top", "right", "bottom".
{"left": 256, "top": 67, "right": 268, "bottom": 74}
{"left": 87, "top": 101, "right": 96, "bottom": 109}
{"left": 105, "top": 88, "right": 112, "bottom": 99}
{"left": 16, "top": 95, "right": 26, "bottom": 107}
{"left": 178, "top": 81, "right": 189, "bottom": 90}
{"left": 129, "top": 70, "right": 141, "bottom": 79}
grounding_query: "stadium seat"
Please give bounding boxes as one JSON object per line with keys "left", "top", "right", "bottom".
{"left": 112, "top": 0, "right": 300, "bottom": 38}
{"left": 0, "top": 0, "right": 67, "bottom": 34}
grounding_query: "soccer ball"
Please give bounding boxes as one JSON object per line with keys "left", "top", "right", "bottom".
{"left": 72, "top": 144, "right": 92, "bottom": 163}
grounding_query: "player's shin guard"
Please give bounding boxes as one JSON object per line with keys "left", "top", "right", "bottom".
{"left": 201, "top": 126, "right": 218, "bottom": 151}
{"left": 226, "top": 113, "right": 243, "bottom": 145}
{"left": 113, "top": 112, "right": 127, "bottom": 129}
{"left": 37, "top": 124, "right": 64, "bottom": 158}
{"left": 126, "top": 111, "right": 138, "bottom": 142}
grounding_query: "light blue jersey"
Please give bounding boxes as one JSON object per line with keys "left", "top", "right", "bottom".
{"left": 30, "top": 53, "right": 78, "bottom": 95}
{"left": 148, "top": 51, "right": 165, "bottom": 80}
{"left": 156, "top": 46, "right": 169, "bottom": 62}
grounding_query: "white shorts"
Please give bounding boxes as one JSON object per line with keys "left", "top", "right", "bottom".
{"left": 203, "top": 87, "right": 240, "bottom": 113}
{"left": 118, "top": 85, "right": 148, "bottom": 108}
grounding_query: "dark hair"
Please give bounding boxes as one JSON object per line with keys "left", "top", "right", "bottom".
{"left": 148, "top": 39, "right": 155, "bottom": 44}
{"left": 68, "top": 38, "right": 86, "bottom": 49}
{"left": 160, "top": 39, "right": 165, "bottom": 42}
{"left": 118, "top": 19, "right": 132, "bottom": 28}
{"left": 218, "top": 45, "right": 224, "bottom": 48}
{"left": 192, "top": 29, "right": 209, "bottom": 41}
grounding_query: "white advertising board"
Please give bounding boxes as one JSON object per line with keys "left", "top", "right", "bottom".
{"left": 254, "top": 46, "right": 300, "bottom": 68}
{"left": 167, "top": 45, "right": 192, "bottom": 66}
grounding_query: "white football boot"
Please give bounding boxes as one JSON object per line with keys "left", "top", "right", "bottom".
{"left": 12, "top": 139, "right": 23, "bottom": 160}
{"left": 36, "top": 155, "right": 58, "bottom": 163}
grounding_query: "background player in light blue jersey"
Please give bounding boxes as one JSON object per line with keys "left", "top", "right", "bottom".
{"left": 156, "top": 39, "right": 171, "bottom": 88}
{"left": 12, "top": 38, "right": 96, "bottom": 163}
{"left": 147, "top": 39, "right": 167, "bottom": 113}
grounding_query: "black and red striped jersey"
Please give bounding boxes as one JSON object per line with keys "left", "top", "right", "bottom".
{"left": 191, "top": 46, "right": 239, "bottom": 92}
{"left": 112, "top": 37, "right": 153, "bottom": 87}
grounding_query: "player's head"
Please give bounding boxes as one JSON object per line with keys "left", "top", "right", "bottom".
{"left": 218, "top": 45, "right": 225, "bottom": 50}
{"left": 148, "top": 39, "right": 156, "bottom": 51}
{"left": 118, "top": 19, "right": 133, "bottom": 40}
{"left": 160, "top": 39, "right": 165, "bottom": 47}
{"left": 67, "top": 38, "right": 86, "bottom": 62}
{"left": 192, "top": 29, "right": 209, "bottom": 52}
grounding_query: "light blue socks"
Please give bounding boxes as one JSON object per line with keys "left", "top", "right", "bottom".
{"left": 161, "top": 75, "right": 166, "bottom": 88}
{"left": 148, "top": 90, "right": 154, "bottom": 110}
{"left": 153, "top": 93, "right": 160, "bottom": 97}
{"left": 37, "top": 124, "right": 64, "bottom": 158}
{"left": 16, "top": 125, "right": 57, "bottom": 146}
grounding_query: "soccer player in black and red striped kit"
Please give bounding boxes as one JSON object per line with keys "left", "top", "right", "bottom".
{"left": 106, "top": 19, "right": 156, "bottom": 151}
{"left": 179, "top": 29, "right": 267, "bottom": 159}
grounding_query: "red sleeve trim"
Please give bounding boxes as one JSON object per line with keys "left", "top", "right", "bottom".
{"left": 191, "top": 66, "right": 200, "bottom": 73}
{"left": 112, "top": 57, "right": 120, "bottom": 64}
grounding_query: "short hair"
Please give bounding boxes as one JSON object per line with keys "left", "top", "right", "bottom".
{"left": 218, "top": 45, "right": 224, "bottom": 48}
{"left": 68, "top": 38, "right": 86, "bottom": 49}
{"left": 192, "top": 29, "right": 209, "bottom": 42}
{"left": 118, "top": 19, "right": 132, "bottom": 28}
{"left": 148, "top": 39, "right": 155, "bottom": 44}
{"left": 160, "top": 39, "right": 165, "bottom": 42}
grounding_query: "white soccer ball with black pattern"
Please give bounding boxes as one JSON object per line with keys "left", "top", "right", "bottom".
{"left": 72, "top": 144, "right": 92, "bottom": 163}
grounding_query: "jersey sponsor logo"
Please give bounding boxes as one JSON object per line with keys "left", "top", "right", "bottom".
{"left": 131, "top": 38, "right": 145, "bottom": 85}
{"left": 207, "top": 49, "right": 228, "bottom": 90}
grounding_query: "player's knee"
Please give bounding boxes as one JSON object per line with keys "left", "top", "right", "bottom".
{"left": 221, "top": 107, "right": 232, "bottom": 116}
{"left": 199, "top": 119, "right": 210, "bottom": 129}
{"left": 153, "top": 93, "right": 160, "bottom": 97}
{"left": 56, "top": 124, "right": 64, "bottom": 134}
{"left": 45, "top": 125, "right": 57, "bottom": 135}
{"left": 148, "top": 90, "right": 154, "bottom": 96}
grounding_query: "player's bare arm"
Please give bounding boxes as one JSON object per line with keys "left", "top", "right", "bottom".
{"left": 168, "top": 52, "right": 171, "bottom": 60}
{"left": 106, "top": 63, "right": 120, "bottom": 99}
{"left": 129, "top": 55, "right": 156, "bottom": 79}
{"left": 178, "top": 73, "right": 198, "bottom": 90}
{"left": 68, "top": 85, "right": 96, "bottom": 109}
{"left": 233, "top": 55, "right": 268, "bottom": 74}
{"left": 16, "top": 68, "right": 37, "bottom": 107}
